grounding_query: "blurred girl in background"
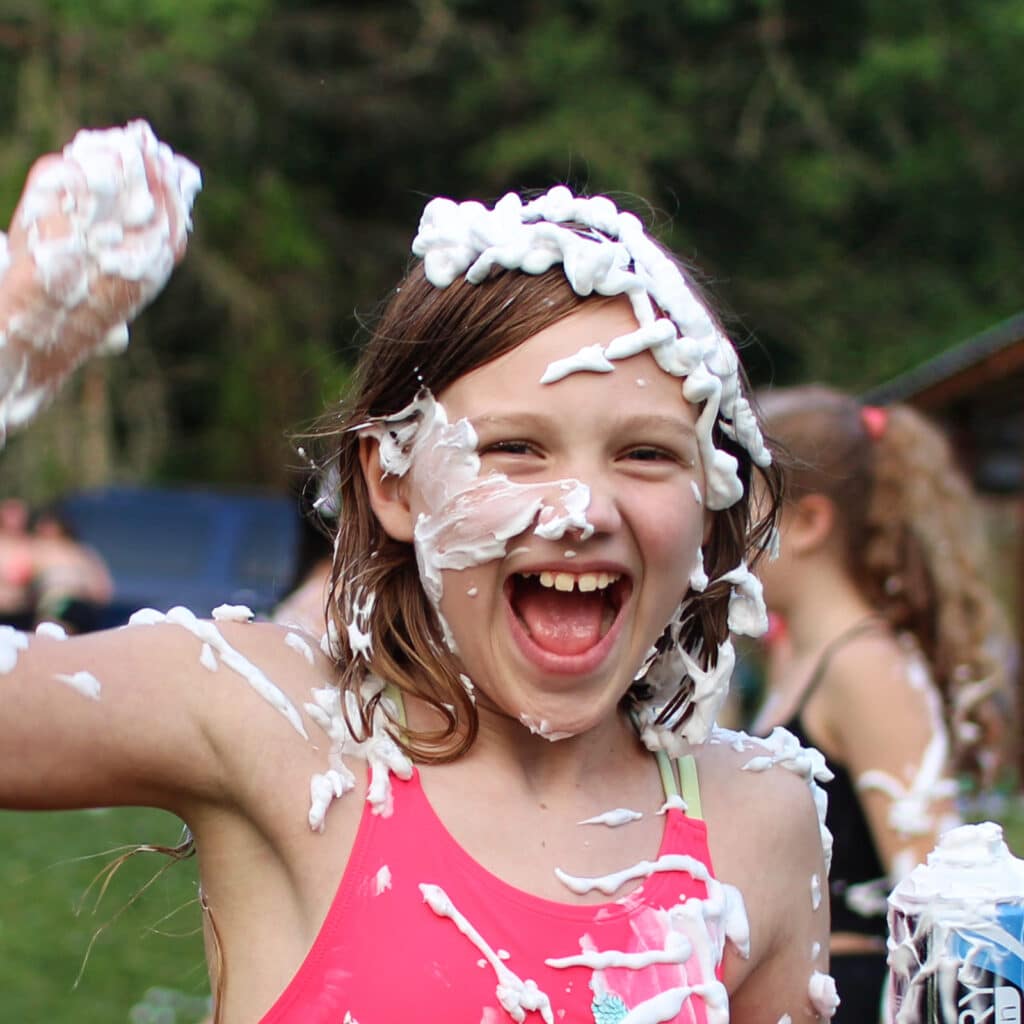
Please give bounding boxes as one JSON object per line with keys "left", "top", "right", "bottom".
{"left": 753, "top": 384, "right": 1015, "bottom": 1023}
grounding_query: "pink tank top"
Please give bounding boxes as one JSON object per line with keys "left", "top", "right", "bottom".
{"left": 260, "top": 755, "right": 720, "bottom": 1024}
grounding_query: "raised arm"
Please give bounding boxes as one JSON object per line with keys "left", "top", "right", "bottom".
{"left": 0, "top": 120, "right": 200, "bottom": 435}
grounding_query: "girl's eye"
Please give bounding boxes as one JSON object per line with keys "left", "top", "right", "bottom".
{"left": 625, "top": 446, "right": 674, "bottom": 462}
{"left": 481, "top": 440, "right": 537, "bottom": 457}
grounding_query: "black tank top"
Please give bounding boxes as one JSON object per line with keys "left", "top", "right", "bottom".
{"left": 777, "top": 618, "right": 889, "bottom": 937}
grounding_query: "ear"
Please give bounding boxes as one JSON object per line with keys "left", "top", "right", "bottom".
{"left": 787, "top": 493, "right": 835, "bottom": 555}
{"left": 358, "top": 435, "right": 416, "bottom": 543}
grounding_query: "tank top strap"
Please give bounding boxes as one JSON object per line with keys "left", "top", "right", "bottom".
{"left": 792, "top": 614, "right": 887, "bottom": 717}
{"left": 678, "top": 753, "right": 703, "bottom": 820}
{"left": 654, "top": 749, "right": 703, "bottom": 820}
{"left": 388, "top": 688, "right": 705, "bottom": 818}
{"left": 383, "top": 681, "right": 407, "bottom": 728}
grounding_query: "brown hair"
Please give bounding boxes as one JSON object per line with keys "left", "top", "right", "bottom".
{"left": 320, "top": 255, "right": 782, "bottom": 762}
{"left": 758, "top": 384, "right": 1014, "bottom": 781}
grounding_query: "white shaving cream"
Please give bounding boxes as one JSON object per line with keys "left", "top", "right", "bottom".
{"left": 35, "top": 621, "right": 68, "bottom": 641}
{"left": 888, "top": 822, "right": 1024, "bottom": 1024}
{"left": 127, "top": 607, "right": 307, "bottom": 738}
{"left": 420, "top": 883, "right": 555, "bottom": 1024}
{"left": 374, "top": 864, "right": 392, "bottom": 895}
{"left": 411, "top": 187, "right": 770, "bottom": 513}
{"left": 555, "top": 853, "right": 712, "bottom": 897}
{"left": 807, "top": 971, "right": 839, "bottom": 1019}
{"left": 285, "top": 631, "right": 315, "bottom": 665}
{"left": 0, "top": 626, "right": 29, "bottom": 673}
{"left": 0, "top": 121, "right": 200, "bottom": 434}
{"left": 54, "top": 670, "right": 101, "bottom": 700}
{"left": 212, "top": 604, "right": 254, "bottom": 622}
{"left": 577, "top": 808, "right": 643, "bottom": 828}
{"left": 304, "top": 676, "right": 413, "bottom": 829}
{"left": 359, "top": 391, "right": 594, "bottom": 615}
{"left": 350, "top": 187, "right": 773, "bottom": 751}
{"left": 548, "top": 862, "right": 746, "bottom": 1024}
{"left": 857, "top": 646, "right": 959, "bottom": 856}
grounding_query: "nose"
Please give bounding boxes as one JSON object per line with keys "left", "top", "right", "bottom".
{"left": 581, "top": 474, "right": 623, "bottom": 537}
{"left": 533, "top": 468, "right": 622, "bottom": 543}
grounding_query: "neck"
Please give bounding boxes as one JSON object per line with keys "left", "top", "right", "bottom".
{"left": 408, "top": 693, "right": 646, "bottom": 799}
{"left": 777, "top": 559, "right": 878, "bottom": 656}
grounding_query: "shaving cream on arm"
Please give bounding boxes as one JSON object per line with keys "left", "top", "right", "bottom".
{"left": 0, "top": 120, "right": 200, "bottom": 436}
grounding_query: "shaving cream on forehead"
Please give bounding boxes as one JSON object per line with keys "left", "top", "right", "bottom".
{"left": 412, "top": 185, "right": 771, "bottom": 511}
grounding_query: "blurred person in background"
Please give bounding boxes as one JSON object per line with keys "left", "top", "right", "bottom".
{"left": 29, "top": 504, "right": 114, "bottom": 632}
{"left": 0, "top": 499, "right": 113, "bottom": 632}
{"left": 0, "top": 497, "right": 35, "bottom": 627}
{"left": 752, "top": 384, "right": 1015, "bottom": 1023}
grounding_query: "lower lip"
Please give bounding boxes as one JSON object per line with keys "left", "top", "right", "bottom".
{"left": 504, "top": 596, "right": 627, "bottom": 677}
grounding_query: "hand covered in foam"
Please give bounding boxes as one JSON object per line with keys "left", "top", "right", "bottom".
{"left": 0, "top": 120, "right": 201, "bottom": 436}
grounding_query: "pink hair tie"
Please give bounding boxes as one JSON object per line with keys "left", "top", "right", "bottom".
{"left": 860, "top": 405, "right": 887, "bottom": 440}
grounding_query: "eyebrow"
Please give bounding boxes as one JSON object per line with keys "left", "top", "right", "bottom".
{"left": 472, "top": 412, "right": 697, "bottom": 438}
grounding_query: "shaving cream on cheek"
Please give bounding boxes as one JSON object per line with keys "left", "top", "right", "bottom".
{"left": 360, "top": 390, "right": 594, "bottom": 614}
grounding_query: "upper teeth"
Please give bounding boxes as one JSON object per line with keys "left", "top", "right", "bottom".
{"left": 526, "top": 571, "right": 620, "bottom": 593}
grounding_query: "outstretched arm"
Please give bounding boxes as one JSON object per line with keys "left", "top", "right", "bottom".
{"left": 0, "top": 120, "right": 200, "bottom": 435}
{"left": 0, "top": 617, "right": 328, "bottom": 820}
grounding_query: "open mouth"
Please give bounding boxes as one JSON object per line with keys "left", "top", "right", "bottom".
{"left": 505, "top": 569, "right": 631, "bottom": 659}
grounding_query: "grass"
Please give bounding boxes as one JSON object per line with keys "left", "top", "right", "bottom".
{"left": 0, "top": 807, "right": 208, "bottom": 1023}
{"left": 1, "top": 792, "right": 1022, "bottom": 1022}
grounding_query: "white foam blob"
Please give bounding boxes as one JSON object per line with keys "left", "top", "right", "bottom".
{"left": 888, "top": 822, "right": 1024, "bottom": 1023}
{"left": 0, "top": 625, "right": 30, "bottom": 672}
{"left": 0, "top": 121, "right": 200, "bottom": 435}
{"left": 304, "top": 677, "right": 413, "bottom": 829}
{"left": 211, "top": 604, "right": 254, "bottom": 622}
{"left": 419, "top": 883, "right": 555, "bottom": 1024}
{"left": 577, "top": 808, "right": 643, "bottom": 828}
{"left": 34, "top": 621, "right": 68, "bottom": 641}
{"left": 54, "top": 670, "right": 101, "bottom": 700}
{"left": 807, "top": 971, "right": 839, "bottom": 1019}
{"left": 284, "top": 631, "right": 315, "bottom": 665}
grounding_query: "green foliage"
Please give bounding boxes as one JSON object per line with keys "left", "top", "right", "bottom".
{"left": 0, "top": 0, "right": 1021, "bottom": 491}
{"left": 48, "top": 0, "right": 269, "bottom": 60}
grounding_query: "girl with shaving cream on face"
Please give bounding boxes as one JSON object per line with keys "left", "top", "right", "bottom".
{"left": 752, "top": 385, "right": 1015, "bottom": 1024}
{"left": 1, "top": 127, "right": 836, "bottom": 1023}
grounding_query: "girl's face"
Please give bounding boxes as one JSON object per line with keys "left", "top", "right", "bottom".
{"left": 396, "top": 297, "right": 710, "bottom": 738}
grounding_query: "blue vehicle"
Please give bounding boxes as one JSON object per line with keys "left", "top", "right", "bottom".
{"left": 58, "top": 485, "right": 302, "bottom": 627}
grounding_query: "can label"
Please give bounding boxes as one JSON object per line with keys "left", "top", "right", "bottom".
{"left": 890, "top": 903, "right": 1024, "bottom": 1023}
{"left": 950, "top": 904, "right": 1024, "bottom": 1023}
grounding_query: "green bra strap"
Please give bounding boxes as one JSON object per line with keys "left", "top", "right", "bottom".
{"left": 383, "top": 682, "right": 408, "bottom": 730}
{"left": 678, "top": 754, "right": 703, "bottom": 821}
{"left": 655, "top": 748, "right": 681, "bottom": 800}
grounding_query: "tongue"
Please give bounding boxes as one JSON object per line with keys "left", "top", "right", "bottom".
{"left": 516, "top": 587, "right": 606, "bottom": 656}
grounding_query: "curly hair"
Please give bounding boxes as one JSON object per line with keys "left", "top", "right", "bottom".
{"left": 758, "top": 384, "right": 1015, "bottom": 782}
